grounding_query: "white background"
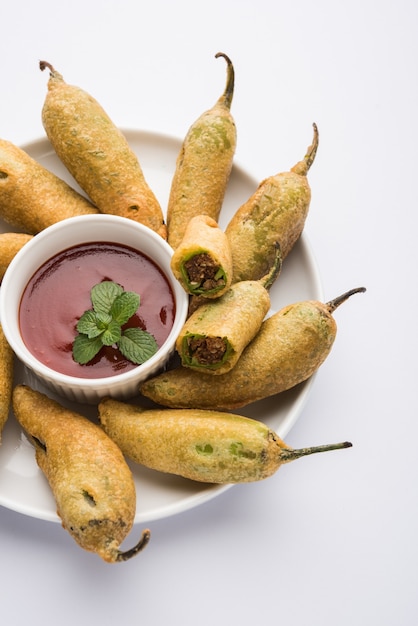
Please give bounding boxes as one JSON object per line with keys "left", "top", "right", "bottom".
{"left": 0, "top": 1, "right": 417, "bottom": 625}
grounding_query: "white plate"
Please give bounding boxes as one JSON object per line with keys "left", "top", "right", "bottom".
{"left": 0, "top": 129, "right": 323, "bottom": 524}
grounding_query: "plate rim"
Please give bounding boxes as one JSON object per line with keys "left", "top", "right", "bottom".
{"left": 0, "top": 128, "right": 323, "bottom": 525}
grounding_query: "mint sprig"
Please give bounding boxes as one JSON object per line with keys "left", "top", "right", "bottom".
{"left": 73, "top": 281, "right": 158, "bottom": 366}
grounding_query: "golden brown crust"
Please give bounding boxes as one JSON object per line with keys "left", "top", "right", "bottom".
{"left": 99, "top": 400, "right": 349, "bottom": 484}
{"left": 12, "top": 385, "right": 138, "bottom": 562}
{"left": 176, "top": 280, "right": 270, "bottom": 374}
{"left": 0, "top": 232, "right": 33, "bottom": 280}
{"left": 41, "top": 70, "right": 166, "bottom": 239}
{"left": 0, "top": 324, "right": 13, "bottom": 442}
{"left": 167, "top": 106, "right": 236, "bottom": 249}
{"left": 99, "top": 400, "right": 284, "bottom": 483}
{"left": 170, "top": 215, "right": 233, "bottom": 298}
{"left": 140, "top": 300, "right": 337, "bottom": 409}
{"left": 225, "top": 125, "right": 318, "bottom": 284}
{"left": 225, "top": 172, "right": 311, "bottom": 283}
{"left": 0, "top": 138, "right": 99, "bottom": 234}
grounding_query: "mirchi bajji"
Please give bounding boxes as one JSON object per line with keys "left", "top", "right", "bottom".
{"left": 99, "top": 399, "right": 352, "bottom": 484}
{"left": 140, "top": 287, "right": 366, "bottom": 410}
{"left": 225, "top": 123, "right": 319, "bottom": 284}
{"left": 39, "top": 61, "right": 166, "bottom": 239}
{"left": 166, "top": 52, "right": 237, "bottom": 249}
{"left": 0, "top": 138, "right": 98, "bottom": 234}
{"left": 0, "top": 232, "right": 33, "bottom": 281}
{"left": 170, "top": 214, "right": 233, "bottom": 298}
{"left": 12, "top": 385, "right": 150, "bottom": 563}
{"left": 0, "top": 324, "right": 13, "bottom": 443}
{"left": 176, "top": 280, "right": 270, "bottom": 375}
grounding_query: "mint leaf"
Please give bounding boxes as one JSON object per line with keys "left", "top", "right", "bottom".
{"left": 72, "top": 280, "right": 152, "bottom": 367}
{"left": 73, "top": 334, "right": 103, "bottom": 364}
{"left": 95, "top": 311, "right": 113, "bottom": 329}
{"left": 118, "top": 327, "right": 158, "bottom": 364}
{"left": 101, "top": 320, "right": 122, "bottom": 346}
{"left": 91, "top": 281, "right": 123, "bottom": 315}
{"left": 77, "top": 310, "right": 104, "bottom": 338}
{"left": 111, "top": 291, "right": 140, "bottom": 326}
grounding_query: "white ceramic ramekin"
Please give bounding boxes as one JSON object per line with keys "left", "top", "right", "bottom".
{"left": 0, "top": 214, "right": 188, "bottom": 404}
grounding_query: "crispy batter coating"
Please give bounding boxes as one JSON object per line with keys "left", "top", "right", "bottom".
{"left": 176, "top": 280, "right": 270, "bottom": 374}
{"left": 99, "top": 399, "right": 288, "bottom": 483}
{"left": 0, "top": 138, "right": 98, "bottom": 234}
{"left": 0, "top": 324, "right": 13, "bottom": 442}
{"left": 40, "top": 62, "right": 166, "bottom": 239}
{"left": 167, "top": 53, "right": 236, "bottom": 249}
{"left": 99, "top": 400, "right": 352, "bottom": 483}
{"left": 141, "top": 298, "right": 337, "bottom": 409}
{"left": 225, "top": 124, "right": 319, "bottom": 284}
{"left": 171, "top": 215, "right": 233, "bottom": 298}
{"left": 0, "top": 232, "right": 33, "bottom": 281}
{"left": 12, "top": 385, "right": 150, "bottom": 562}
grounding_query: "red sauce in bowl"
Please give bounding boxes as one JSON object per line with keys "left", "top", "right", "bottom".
{"left": 19, "top": 242, "right": 175, "bottom": 378}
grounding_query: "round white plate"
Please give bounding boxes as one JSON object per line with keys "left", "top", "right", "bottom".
{"left": 0, "top": 129, "right": 323, "bottom": 524}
